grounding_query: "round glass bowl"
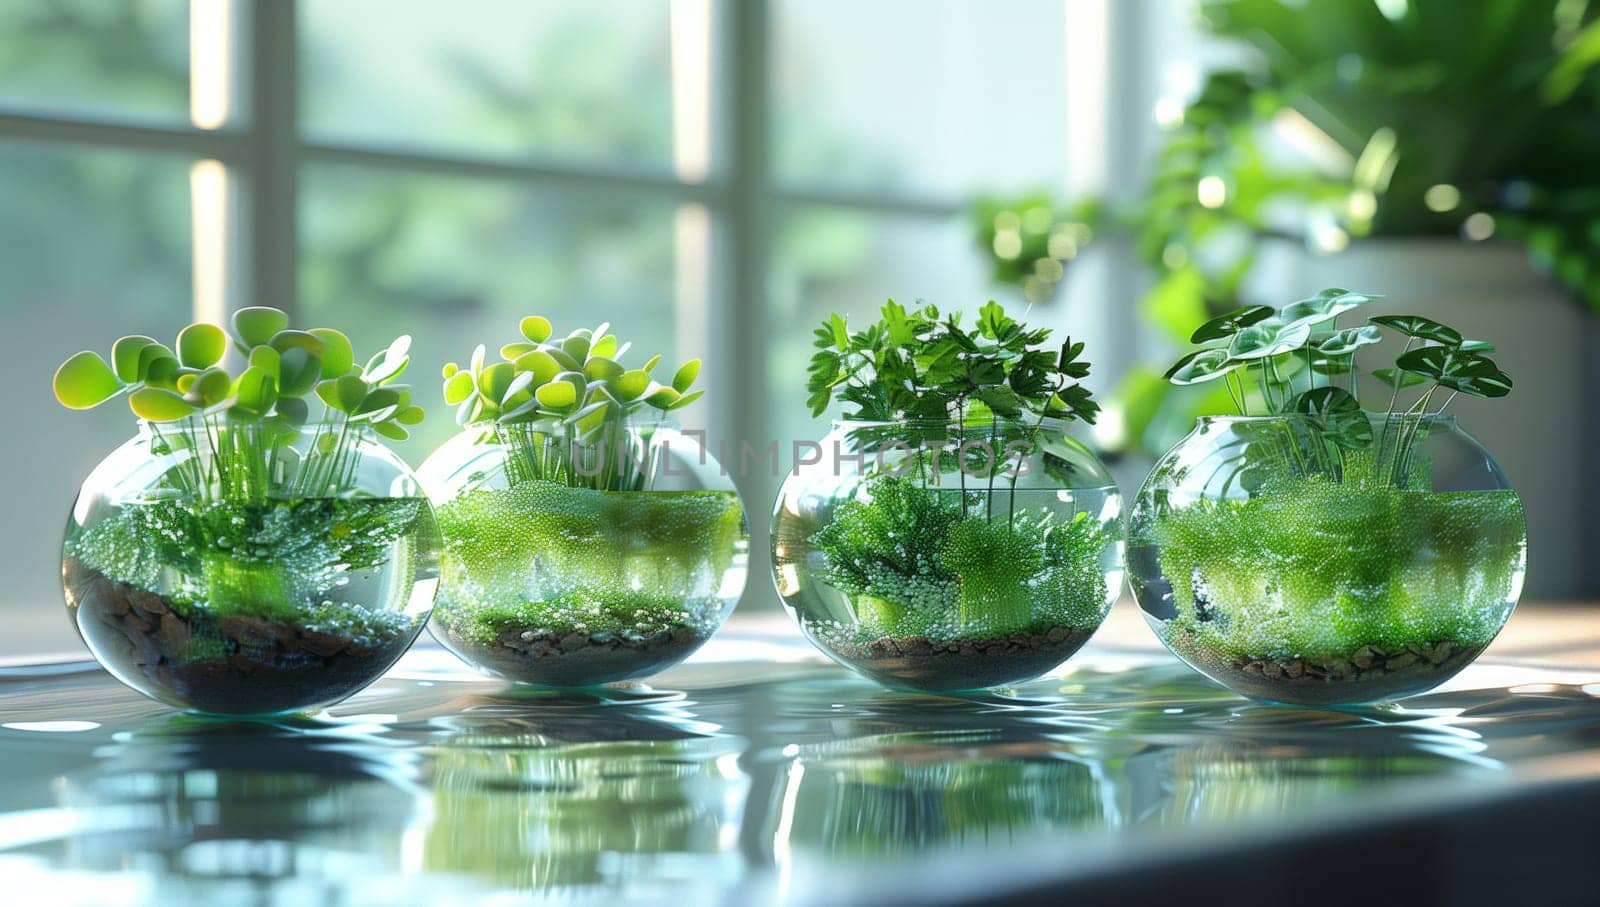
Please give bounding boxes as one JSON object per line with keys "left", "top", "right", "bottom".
{"left": 62, "top": 419, "right": 440, "bottom": 715}
{"left": 417, "top": 420, "right": 748, "bottom": 687}
{"left": 1128, "top": 414, "right": 1526, "bottom": 706}
{"left": 772, "top": 418, "right": 1124, "bottom": 692}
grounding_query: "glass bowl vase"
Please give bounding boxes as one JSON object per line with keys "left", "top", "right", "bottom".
{"left": 1128, "top": 414, "right": 1526, "bottom": 707}
{"left": 417, "top": 419, "right": 748, "bottom": 687}
{"left": 772, "top": 418, "right": 1125, "bottom": 692}
{"left": 62, "top": 418, "right": 441, "bottom": 716}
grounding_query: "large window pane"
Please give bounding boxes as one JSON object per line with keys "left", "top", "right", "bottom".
{"left": 772, "top": 0, "right": 1071, "bottom": 198}
{"left": 0, "top": 142, "right": 194, "bottom": 655}
{"left": 0, "top": 0, "right": 191, "bottom": 124}
{"left": 300, "top": 1, "right": 676, "bottom": 170}
{"left": 300, "top": 164, "right": 682, "bottom": 461}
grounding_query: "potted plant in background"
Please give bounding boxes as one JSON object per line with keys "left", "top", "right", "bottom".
{"left": 1127, "top": 288, "right": 1526, "bottom": 706}
{"left": 417, "top": 316, "right": 747, "bottom": 688}
{"left": 974, "top": 0, "right": 1600, "bottom": 596}
{"left": 772, "top": 300, "right": 1124, "bottom": 692}
{"left": 54, "top": 307, "right": 439, "bottom": 715}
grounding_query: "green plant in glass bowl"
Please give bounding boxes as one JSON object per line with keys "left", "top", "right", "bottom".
{"left": 417, "top": 316, "right": 748, "bottom": 687}
{"left": 772, "top": 300, "right": 1125, "bottom": 692}
{"left": 1128, "top": 288, "right": 1526, "bottom": 706}
{"left": 54, "top": 308, "right": 439, "bottom": 715}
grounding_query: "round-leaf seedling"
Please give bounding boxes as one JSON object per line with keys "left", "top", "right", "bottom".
{"left": 54, "top": 351, "right": 122, "bottom": 410}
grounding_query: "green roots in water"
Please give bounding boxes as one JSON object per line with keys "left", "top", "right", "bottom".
{"left": 808, "top": 476, "right": 1112, "bottom": 642}
{"left": 1150, "top": 475, "right": 1525, "bottom": 661}
{"left": 434, "top": 479, "right": 745, "bottom": 643}
{"left": 66, "top": 496, "right": 426, "bottom": 631}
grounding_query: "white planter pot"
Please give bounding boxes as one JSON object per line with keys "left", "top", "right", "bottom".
{"left": 1250, "top": 237, "right": 1598, "bottom": 598}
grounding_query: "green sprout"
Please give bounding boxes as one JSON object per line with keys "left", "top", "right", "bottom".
{"left": 53, "top": 306, "right": 422, "bottom": 503}
{"left": 1160, "top": 287, "right": 1512, "bottom": 486}
{"left": 441, "top": 316, "right": 701, "bottom": 491}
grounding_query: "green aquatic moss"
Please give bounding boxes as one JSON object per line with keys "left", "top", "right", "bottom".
{"left": 67, "top": 497, "right": 426, "bottom": 626}
{"left": 435, "top": 480, "right": 744, "bottom": 640}
{"left": 809, "top": 476, "right": 1112, "bottom": 641}
{"left": 1151, "top": 475, "right": 1525, "bottom": 660}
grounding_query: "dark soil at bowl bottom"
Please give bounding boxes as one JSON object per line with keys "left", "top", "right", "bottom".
{"left": 434, "top": 621, "right": 711, "bottom": 688}
{"left": 64, "top": 559, "right": 419, "bottom": 715}
{"left": 1171, "top": 631, "right": 1487, "bottom": 706}
{"left": 817, "top": 625, "right": 1098, "bottom": 692}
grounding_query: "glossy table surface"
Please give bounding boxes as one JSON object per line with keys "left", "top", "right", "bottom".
{"left": 2, "top": 605, "right": 1599, "bottom": 905}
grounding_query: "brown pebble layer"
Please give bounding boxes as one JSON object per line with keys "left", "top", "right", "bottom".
{"left": 433, "top": 620, "right": 711, "bottom": 688}
{"left": 815, "top": 624, "right": 1097, "bottom": 692}
{"left": 1164, "top": 626, "right": 1486, "bottom": 706}
{"left": 64, "top": 557, "right": 420, "bottom": 715}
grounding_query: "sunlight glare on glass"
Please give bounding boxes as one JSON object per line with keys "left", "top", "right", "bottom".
{"left": 189, "top": 0, "right": 232, "bottom": 130}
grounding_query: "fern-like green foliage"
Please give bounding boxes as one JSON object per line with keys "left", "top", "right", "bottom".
{"left": 810, "top": 476, "right": 1110, "bottom": 640}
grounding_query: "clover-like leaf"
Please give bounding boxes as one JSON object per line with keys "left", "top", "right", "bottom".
{"left": 476, "top": 361, "right": 517, "bottom": 404}
{"left": 1228, "top": 318, "right": 1313, "bottom": 360}
{"left": 309, "top": 328, "right": 354, "bottom": 378}
{"left": 561, "top": 331, "right": 591, "bottom": 363}
{"left": 189, "top": 367, "right": 232, "bottom": 407}
{"left": 54, "top": 351, "right": 122, "bottom": 409}
{"left": 1316, "top": 325, "right": 1383, "bottom": 357}
{"left": 232, "top": 306, "right": 288, "bottom": 347}
{"left": 644, "top": 385, "right": 681, "bottom": 408}
{"left": 249, "top": 345, "right": 281, "bottom": 378}
{"left": 534, "top": 381, "right": 577, "bottom": 410}
{"left": 316, "top": 374, "right": 370, "bottom": 413}
{"left": 520, "top": 315, "right": 553, "bottom": 343}
{"left": 365, "top": 335, "right": 412, "bottom": 384}
{"left": 614, "top": 369, "right": 650, "bottom": 402}
{"left": 671, "top": 359, "right": 701, "bottom": 393}
{"left": 276, "top": 346, "right": 322, "bottom": 397}
{"left": 111, "top": 335, "right": 156, "bottom": 382}
{"left": 177, "top": 323, "right": 227, "bottom": 369}
{"left": 500, "top": 342, "right": 535, "bottom": 361}
{"left": 1293, "top": 385, "right": 1360, "bottom": 418}
{"left": 583, "top": 356, "right": 625, "bottom": 383}
{"left": 275, "top": 396, "right": 308, "bottom": 426}
{"left": 1372, "top": 367, "right": 1428, "bottom": 389}
{"left": 232, "top": 366, "right": 278, "bottom": 415}
{"left": 136, "top": 343, "right": 180, "bottom": 388}
{"left": 396, "top": 405, "right": 425, "bottom": 425}
{"left": 1458, "top": 339, "right": 1495, "bottom": 353}
{"left": 590, "top": 333, "right": 619, "bottom": 360}
{"left": 372, "top": 421, "right": 409, "bottom": 441}
{"left": 666, "top": 389, "right": 704, "bottom": 411}
{"left": 269, "top": 329, "right": 326, "bottom": 358}
{"left": 1280, "top": 290, "right": 1380, "bottom": 329}
{"left": 442, "top": 370, "right": 475, "bottom": 406}
{"left": 1369, "top": 314, "right": 1463, "bottom": 347}
{"left": 1190, "top": 305, "right": 1274, "bottom": 343}
{"left": 513, "top": 349, "right": 562, "bottom": 384}
{"left": 1164, "top": 348, "right": 1242, "bottom": 385}
{"left": 129, "top": 387, "right": 196, "bottom": 422}
{"left": 1398, "top": 347, "right": 1512, "bottom": 398}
